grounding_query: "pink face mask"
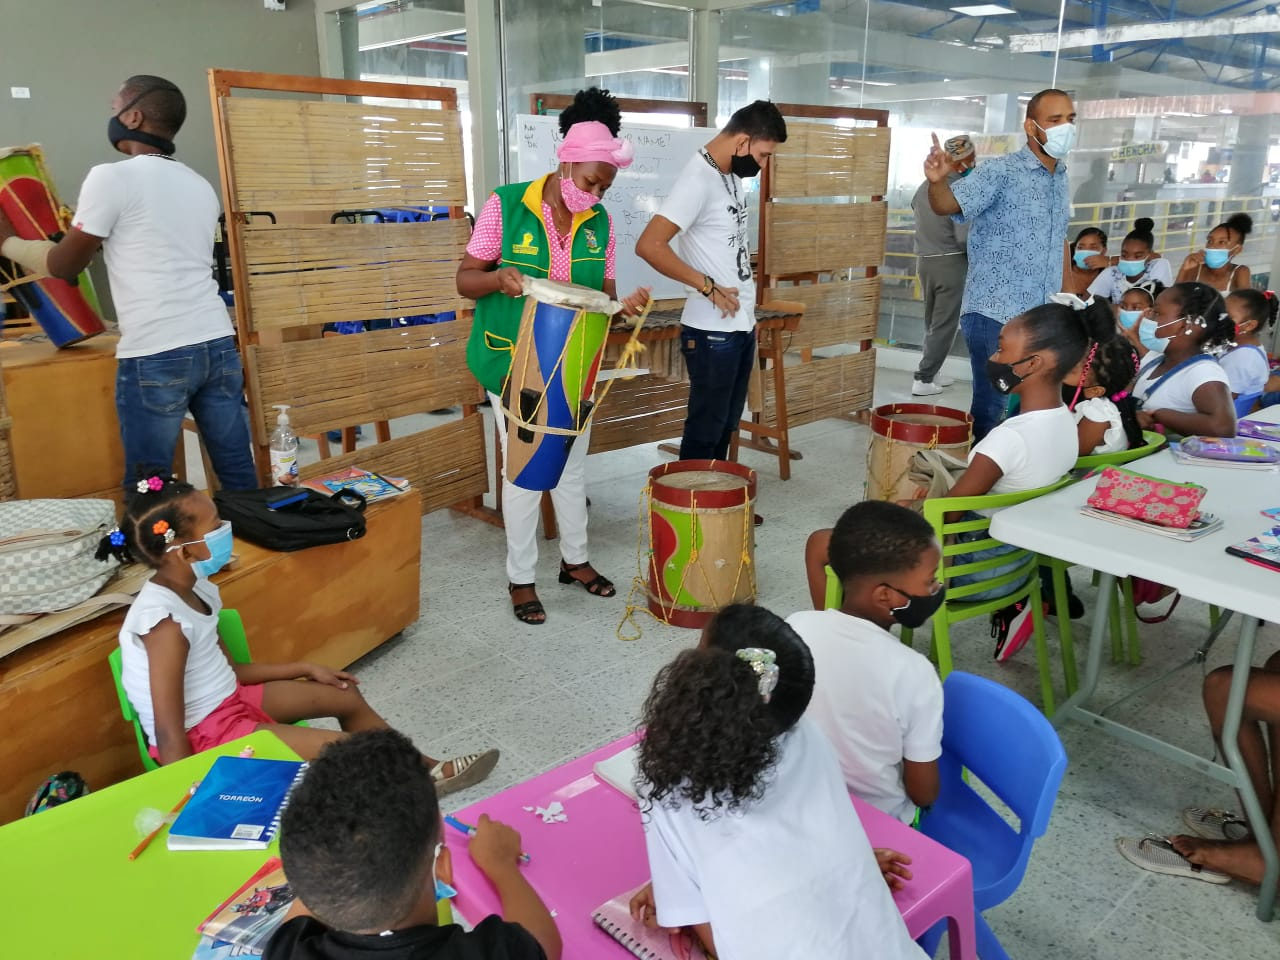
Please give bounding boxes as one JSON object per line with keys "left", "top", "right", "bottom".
{"left": 559, "top": 166, "right": 600, "bottom": 214}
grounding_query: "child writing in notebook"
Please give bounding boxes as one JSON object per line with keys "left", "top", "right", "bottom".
{"left": 267, "top": 729, "right": 560, "bottom": 960}
{"left": 1221, "top": 288, "right": 1277, "bottom": 401}
{"left": 788, "top": 502, "right": 943, "bottom": 826}
{"left": 628, "top": 604, "right": 926, "bottom": 960}
{"left": 98, "top": 475, "right": 497, "bottom": 795}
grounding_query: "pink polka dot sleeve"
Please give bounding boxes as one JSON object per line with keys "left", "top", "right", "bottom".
{"left": 605, "top": 222, "right": 617, "bottom": 280}
{"left": 465, "top": 193, "right": 504, "bottom": 261}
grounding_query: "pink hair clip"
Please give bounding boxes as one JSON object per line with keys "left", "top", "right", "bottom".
{"left": 1110, "top": 389, "right": 1129, "bottom": 401}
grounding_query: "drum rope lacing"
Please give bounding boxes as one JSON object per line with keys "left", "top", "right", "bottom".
{"left": 617, "top": 463, "right": 757, "bottom": 642}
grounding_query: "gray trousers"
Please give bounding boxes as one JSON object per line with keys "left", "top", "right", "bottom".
{"left": 915, "top": 253, "right": 967, "bottom": 382}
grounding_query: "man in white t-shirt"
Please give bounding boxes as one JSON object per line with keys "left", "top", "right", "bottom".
{"left": 636, "top": 102, "right": 787, "bottom": 461}
{"left": 789, "top": 501, "right": 944, "bottom": 824}
{"left": 0, "top": 76, "right": 257, "bottom": 491}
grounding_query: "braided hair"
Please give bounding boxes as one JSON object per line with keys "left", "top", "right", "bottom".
{"left": 1090, "top": 337, "right": 1144, "bottom": 449}
{"left": 96, "top": 473, "right": 198, "bottom": 567}
{"left": 1163, "top": 281, "right": 1233, "bottom": 351}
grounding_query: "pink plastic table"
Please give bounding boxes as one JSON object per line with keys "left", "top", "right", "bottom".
{"left": 450, "top": 734, "right": 976, "bottom": 960}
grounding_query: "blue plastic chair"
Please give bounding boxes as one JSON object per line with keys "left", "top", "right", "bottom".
{"left": 1235, "top": 391, "right": 1263, "bottom": 418}
{"left": 918, "top": 672, "right": 1068, "bottom": 960}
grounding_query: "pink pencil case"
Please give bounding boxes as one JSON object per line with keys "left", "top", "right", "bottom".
{"left": 1086, "top": 466, "right": 1206, "bottom": 529}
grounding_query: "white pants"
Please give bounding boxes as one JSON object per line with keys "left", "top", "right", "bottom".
{"left": 489, "top": 392, "right": 591, "bottom": 585}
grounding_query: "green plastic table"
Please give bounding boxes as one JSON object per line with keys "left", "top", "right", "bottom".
{"left": 0, "top": 731, "right": 299, "bottom": 958}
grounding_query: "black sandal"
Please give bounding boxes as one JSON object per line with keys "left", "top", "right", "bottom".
{"left": 558, "top": 561, "right": 616, "bottom": 598}
{"left": 508, "top": 582, "right": 546, "bottom": 625}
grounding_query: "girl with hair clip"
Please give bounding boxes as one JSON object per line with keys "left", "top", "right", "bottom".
{"left": 1089, "top": 218, "right": 1174, "bottom": 306}
{"left": 1063, "top": 226, "right": 1109, "bottom": 297}
{"left": 1133, "top": 281, "right": 1237, "bottom": 438}
{"left": 628, "top": 605, "right": 925, "bottom": 960}
{"left": 99, "top": 475, "right": 497, "bottom": 794}
{"left": 1061, "top": 298, "right": 1144, "bottom": 455}
{"left": 1176, "top": 213, "right": 1253, "bottom": 295}
{"left": 1221, "top": 287, "right": 1277, "bottom": 400}
{"left": 1116, "top": 279, "right": 1164, "bottom": 356}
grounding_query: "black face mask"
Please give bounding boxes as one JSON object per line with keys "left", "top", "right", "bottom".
{"left": 730, "top": 145, "right": 761, "bottom": 179}
{"left": 986, "top": 355, "right": 1038, "bottom": 396}
{"left": 108, "top": 87, "right": 178, "bottom": 156}
{"left": 881, "top": 583, "right": 946, "bottom": 629}
{"left": 1061, "top": 381, "right": 1083, "bottom": 409}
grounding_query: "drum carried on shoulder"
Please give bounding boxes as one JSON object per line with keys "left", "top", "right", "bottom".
{"left": 0, "top": 145, "right": 106, "bottom": 348}
{"left": 500, "top": 277, "right": 619, "bottom": 491}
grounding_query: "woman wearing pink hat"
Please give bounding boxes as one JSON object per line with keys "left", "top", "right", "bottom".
{"left": 457, "top": 87, "right": 649, "bottom": 625}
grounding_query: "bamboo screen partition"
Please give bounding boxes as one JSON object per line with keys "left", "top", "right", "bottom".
{"left": 209, "top": 70, "right": 485, "bottom": 515}
{"left": 753, "top": 108, "right": 890, "bottom": 436}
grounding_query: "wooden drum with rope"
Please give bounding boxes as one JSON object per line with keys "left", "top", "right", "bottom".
{"left": 865, "top": 403, "right": 972, "bottom": 503}
{"left": 645, "top": 460, "right": 757, "bottom": 629}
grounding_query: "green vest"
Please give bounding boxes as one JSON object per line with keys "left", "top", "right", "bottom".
{"left": 466, "top": 174, "right": 611, "bottom": 396}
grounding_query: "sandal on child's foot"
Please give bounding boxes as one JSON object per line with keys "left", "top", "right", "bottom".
{"left": 559, "top": 561, "right": 616, "bottom": 597}
{"left": 508, "top": 582, "right": 546, "bottom": 624}
{"left": 431, "top": 749, "right": 501, "bottom": 797}
{"left": 1182, "top": 806, "right": 1252, "bottom": 842}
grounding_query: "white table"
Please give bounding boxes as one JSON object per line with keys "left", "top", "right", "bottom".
{"left": 991, "top": 415, "right": 1280, "bottom": 921}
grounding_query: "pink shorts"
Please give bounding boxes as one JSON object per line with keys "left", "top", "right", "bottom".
{"left": 148, "top": 683, "right": 275, "bottom": 761}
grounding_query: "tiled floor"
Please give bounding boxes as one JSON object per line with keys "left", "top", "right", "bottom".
{"left": 317, "top": 363, "right": 1280, "bottom": 959}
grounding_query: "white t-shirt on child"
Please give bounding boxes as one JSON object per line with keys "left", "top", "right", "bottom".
{"left": 73, "top": 155, "right": 234, "bottom": 359}
{"left": 971, "top": 405, "right": 1078, "bottom": 499}
{"left": 787, "top": 609, "right": 943, "bottom": 823}
{"left": 1087, "top": 259, "right": 1174, "bottom": 303}
{"left": 657, "top": 150, "right": 756, "bottom": 334}
{"left": 1074, "top": 396, "right": 1128, "bottom": 455}
{"left": 1218, "top": 345, "right": 1270, "bottom": 397}
{"left": 119, "top": 577, "right": 235, "bottom": 747}
{"left": 641, "top": 715, "right": 926, "bottom": 960}
{"left": 1132, "top": 355, "right": 1230, "bottom": 415}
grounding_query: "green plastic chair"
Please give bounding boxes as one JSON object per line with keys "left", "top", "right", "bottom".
{"left": 107, "top": 609, "right": 299, "bottom": 772}
{"left": 1043, "top": 430, "right": 1167, "bottom": 690}
{"left": 827, "top": 479, "right": 1073, "bottom": 714}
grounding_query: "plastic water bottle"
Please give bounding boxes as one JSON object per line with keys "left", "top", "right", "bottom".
{"left": 269, "top": 404, "right": 299, "bottom": 486}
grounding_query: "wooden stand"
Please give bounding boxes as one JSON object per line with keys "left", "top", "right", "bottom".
{"left": 0, "top": 491, "right": 422, "bottom": 825}
{"left": 0, "top": 336, "right": 124, "bottom": 503}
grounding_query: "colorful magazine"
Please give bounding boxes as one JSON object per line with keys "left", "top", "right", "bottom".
{"left": 301, "top": 466, "right": 409, "bottom": 502}
{"left": 1174, "top": 436, "right": 1280, "bottom": 464}
{"left": 168, "top": 757, "right": 306, "bottom": 851}
{"left": 1225, "top": 527, "right": 1280, "bottom": 572}
{"left": 196, "top": 857, "right": 294, "bottom": 955}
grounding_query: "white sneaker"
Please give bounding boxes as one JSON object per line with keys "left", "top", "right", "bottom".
{"left": 912, "top": 379, "right": 944, "bottom": 397}
{"left": 934, "top": 373, "right": 955, "bottom": 387}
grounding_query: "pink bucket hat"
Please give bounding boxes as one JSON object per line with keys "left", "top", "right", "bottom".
{"left": 557, "top": 121, "right": 634, "bottom": 169}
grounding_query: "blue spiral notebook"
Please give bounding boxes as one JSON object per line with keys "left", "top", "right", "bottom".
{"left": 168, "top": 757, "right": 306, "bottom": 851}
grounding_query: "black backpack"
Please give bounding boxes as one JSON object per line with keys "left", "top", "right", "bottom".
{"left": 214, "top": 488, "right": 367, "bottom": 552}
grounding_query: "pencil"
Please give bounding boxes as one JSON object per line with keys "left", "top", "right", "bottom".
{"left": 128, "top": 782, "right": 197, "bottom": 861}
{"left": 444, "top": 814, "right": 531, "bottom": 864}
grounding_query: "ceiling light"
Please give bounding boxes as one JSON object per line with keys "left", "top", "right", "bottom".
{"left": 950, "top": 4, "right": 1017, "bottom": 16}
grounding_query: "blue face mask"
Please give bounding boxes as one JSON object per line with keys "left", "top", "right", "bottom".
{"left": 1034, "top": 120, "right": 1076, "bottom": 159}
{"left": 1118, "top": 309, "right": 1143, "bottom": 330}
{"left": 1073, "top": 248, "right": 1099, "bottom": 270}
{"left": 1118, "top": 258, "right": 1148, "bottom": 278}
{"left": 190, "top": 521, "right": 233, "bottom": 579}
{"left": 1203, "top": 248, "right": 1231, "bottom": 269}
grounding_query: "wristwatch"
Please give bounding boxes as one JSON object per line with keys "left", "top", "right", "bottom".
{"left": 700, "top": 275, "right": 715, "bottom": 298}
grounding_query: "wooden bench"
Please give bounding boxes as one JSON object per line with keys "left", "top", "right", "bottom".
{"left": 0, "top": 491, "right": 422, "bottom": 824}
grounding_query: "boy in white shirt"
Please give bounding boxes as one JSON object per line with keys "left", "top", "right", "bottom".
{"left": 790, "top": 501, "right": 944, "bottom": 824}
{"left": 0, "top": 76, "right": 257, "bottom": 491}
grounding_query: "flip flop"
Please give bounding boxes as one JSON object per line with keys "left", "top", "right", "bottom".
{"left": 1182, "top": 806, "right": 1251, "bottom": 842}
{"left": 432, "top": 749, "right": 501, "bottom": 797}
{"left": 1116, "top": 835, "right": 1230, "bottom": 884}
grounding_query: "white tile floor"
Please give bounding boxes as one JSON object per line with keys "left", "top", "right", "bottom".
{"left": 316, "top": 365, "right": 1280, "bottom": 959}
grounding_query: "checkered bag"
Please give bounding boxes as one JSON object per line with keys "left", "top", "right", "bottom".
{"left": 0, "top": 499, "right": 118, "bottom": 615}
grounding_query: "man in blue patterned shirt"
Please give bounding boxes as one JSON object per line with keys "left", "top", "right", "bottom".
{"left": 924, "top": 89, "right": 1074, "bottom": 439}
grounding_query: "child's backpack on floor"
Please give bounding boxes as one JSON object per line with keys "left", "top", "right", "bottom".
{"left": 25, "top": 771, "right": 89, "bottom": 816}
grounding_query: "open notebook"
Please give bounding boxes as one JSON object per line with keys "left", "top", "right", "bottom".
{"left": 593, "top": 886, "right": 711, "bottom": 960}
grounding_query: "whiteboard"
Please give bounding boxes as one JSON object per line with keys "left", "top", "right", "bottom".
{"left": 515, "top": 113, "right": 713, "bottom": 301}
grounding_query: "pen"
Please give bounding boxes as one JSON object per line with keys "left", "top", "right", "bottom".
{"left": 129, "top": 781, "right": 198, "bottom": 861}
{"left": 445, "top": 814, "right": 531, "bottom": 864}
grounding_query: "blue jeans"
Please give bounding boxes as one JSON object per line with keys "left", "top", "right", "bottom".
{"left": 960, "top": 312, "right": 1006, "bottom": 441}
{"left": 949, "top": 510, "right": 1027, "bottom": 603}
{"left": 115, "top": 336, "right": 259, "bottom": 491}
{"left": 679, "top": 326, "right": 756, "bottom": 461}
{"left": 1261, "top": 391, "right": 1280, "bottom": 409}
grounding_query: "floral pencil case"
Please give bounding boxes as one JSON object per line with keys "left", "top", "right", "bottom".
{"left": 1086, "top": 466, "right": 1207, "bottom": 529}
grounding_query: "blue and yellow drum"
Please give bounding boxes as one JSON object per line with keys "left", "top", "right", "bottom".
{"left": 500, "top": 278, "right": 617, "bottom": 491}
